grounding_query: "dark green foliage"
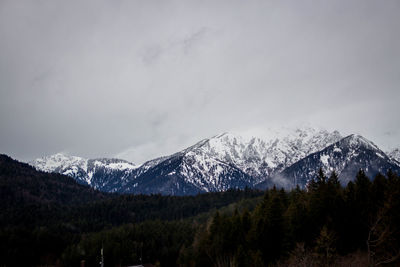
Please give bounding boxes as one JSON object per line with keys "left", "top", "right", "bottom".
{"left": 186, "top": 169, "right": 400, "bottom": 266}
{"left": 1, "top": 154, "right": 400, "bottom": 266}
{"left": 62, "top": 220, "right": 195, "bottom": 267}
{"left": 0, "top": 155, "right": 263, "bottom": 266}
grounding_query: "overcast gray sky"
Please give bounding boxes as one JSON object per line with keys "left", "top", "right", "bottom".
{"left": 1, "top": 0, "right": 399, "bottom": 164}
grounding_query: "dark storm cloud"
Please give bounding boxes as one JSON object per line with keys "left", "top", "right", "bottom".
{"left": 1, "top": 0, "right": 399, "bottom": 163}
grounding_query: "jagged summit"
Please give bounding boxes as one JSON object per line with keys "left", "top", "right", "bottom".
{"left": 31, "top": 153, "right": 87, "bottom": 173}
{"left": 388, "top": 148, "right": 400, "bottom": 165}
{"left": 142, "top": 128, "right": 342, "bottom": 187}
{"left": 30, "top": 127, "right": 399, "bottom": 195}
{"left": 118, "top": 127, "right": 344, "bottom": 194}
{"left": 279, "top": 134, "right": 400, "bottom": 188}
{"left": 340, "top": 134, "right": 381, "bottom": 151}
{"left": 31, "top": 153, "right": 137, "bottom": 171}
{"left": 30, "top": 153, "right": 137, "bottom": 190}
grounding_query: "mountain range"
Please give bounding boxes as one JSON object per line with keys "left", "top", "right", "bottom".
{"left": 30, "top": 127, "right": 400, "bottom": 195}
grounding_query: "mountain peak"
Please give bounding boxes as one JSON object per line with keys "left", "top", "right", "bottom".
{"left": 30, "top": 154, "right": 138, "bottom": 190}
{"left": 30, "top": 153, "right": 87, "bottom": 173}
{"left": 342, "top": 134, "right": 380, "bottom": 151}
{"left": 387, "top": 148, "right": 400, "bottom": 165}
{"left": 279, "top": 133, "right": 400, "bottom": 188}
{"left": 167, "top": 128, "right": 344, "bottom": 186}
{"left": 30, "top": 127, "right": 400, "bottom": 195}
{"left": 213, "top": 132, "right": 231, "bottom": 139}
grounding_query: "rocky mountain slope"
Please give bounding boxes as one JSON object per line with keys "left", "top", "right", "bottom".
{"left": 388, "top": 148, "right": 400, "bottom": 165}
{"left": 30, "top": 153, "right": 138, "bottom": 192}
{"left": 278, "top": 134, "right": 400, "bottom": 188}
{"left": 120, "top": 128, "right": 342, "bottom": 194}
{"left": 30, "top": 128, "right": 343, "bottom": 194}
{"left": 30, "top": 128, "right": 399, "bottom": 195}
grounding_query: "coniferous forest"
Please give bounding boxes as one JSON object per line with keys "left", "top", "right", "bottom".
{"left": 1, "top": 154, "right": 400, "bottom": 266}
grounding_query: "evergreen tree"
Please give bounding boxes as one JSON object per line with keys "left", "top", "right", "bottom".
{"left": 316, "top": 168, "right": 327, "bottom": 185}
{"left": 327, "top": 171, "right": 340, "bottom": 189}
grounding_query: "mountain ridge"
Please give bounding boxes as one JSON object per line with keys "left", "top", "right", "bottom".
{"left": 277, "top": 134, "right": 400, "bottom": 188}
{"left": 388, "top": 147, "right": 400, "bottom": 165}
{"left": 29, "top": 128, "right": 399, "bottom": 195}
{"left": 29, "top": 127, "right": 342, "bottom": 194}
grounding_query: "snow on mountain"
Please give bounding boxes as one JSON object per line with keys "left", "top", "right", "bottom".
{"left": 31, "top": 153, "right": 87, "bottom": 173}
{"left": 85, "top": 158, "right": 139, "bottom": 191}
{"left": 119, "top": 127, "right": 343, "bottom": 194}
{"left": 30, "top": 153, "right": 89, "bottom": 184}
{"left": 257, "top": 127, "right": 343, "bottom": 174}
{"left": 177, "top": 128, "right": 342, "bottom": 182}
{"left": 30, "top": 154, "right": 138, "bottom": 191}
{"left": 279, "top": 134, "right": 400, "bottom": 188}
{"left": 30, "top": 127, "right": 344, "bottom": 194}
{"left": 120, "top": 152, "right": 253, "bottom": 195}
{"left": 31, "top": 128, "right": 398, "bottom": 195}
{"left": 387, "top": 148, "right": 400, "bottom": 166}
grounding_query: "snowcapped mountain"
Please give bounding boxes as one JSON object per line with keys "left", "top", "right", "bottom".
{"left": 31, "top": 153, "right": 89, "bottom": 184}
{"left": 388, "top": 148, "right": 400, "bottom": 166}
{"left": 185, "top": 128, "right": 342, "bottom": 180}
{"left": 120, "top": 127, "right": 343, "bottom": 194}
{"left": 30, "top": 154, "right": 138, "bottom": 192}
{"left": 30, "top": 128, "right": 399, "bottom": 195}
{"left": 120, "top": 136, "right": 256, "bottom": 195}
{"left": 278, "top": 134, "right": 400, "bottom": 188}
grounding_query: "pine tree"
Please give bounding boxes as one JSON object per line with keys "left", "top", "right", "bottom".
{"left": 316, "top": 168, "right": 327, "bottom": 185}
{"left": 327, "top": 171, "right": 340, "bottom": 189}
{"left": 315, "top": 225, "right": 337, "bottom": 266}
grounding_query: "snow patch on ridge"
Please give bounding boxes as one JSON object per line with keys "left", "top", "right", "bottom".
{"left": 320, "top": 154, "right": 330, "bottom": 166}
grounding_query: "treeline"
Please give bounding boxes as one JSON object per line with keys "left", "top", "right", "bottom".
{"left": 0, "top": 155, "right": 264, "bottom": 266}
{"left": 182, "top": 170, "right": 400, "bottom": 266}
{"left": 57, "top": 170, "right": 400, "bottom": 266}
{"left": 1, "top": 154, "right": 400, "bottom": 266}
{"left": 0, "top": 190, "right": 264, "bottom": 267}
{"left": 1, "top": 187, "right": 263, "bottom": 230}
{"left": 65, "top": 189, "right": 263, "bottom": 232}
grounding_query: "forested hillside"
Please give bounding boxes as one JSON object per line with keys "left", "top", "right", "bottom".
{"left": 184, "top": 169, "right": 400, "bottom": 266}
{"left": 1, "top": 154, "right": 400, "bottom": 266}
{"left": 0, "top": 155, "right": 263, "bottom": 266}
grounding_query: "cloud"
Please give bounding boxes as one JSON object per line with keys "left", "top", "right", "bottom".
{"left": 181, "top": 27, "right": 210, "bottom": 54}
{"left": 141, "top": 45, "right": 163, "bottom": 65}
{"left": 0, "top": 0, "right": 399, "bottom": 162}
